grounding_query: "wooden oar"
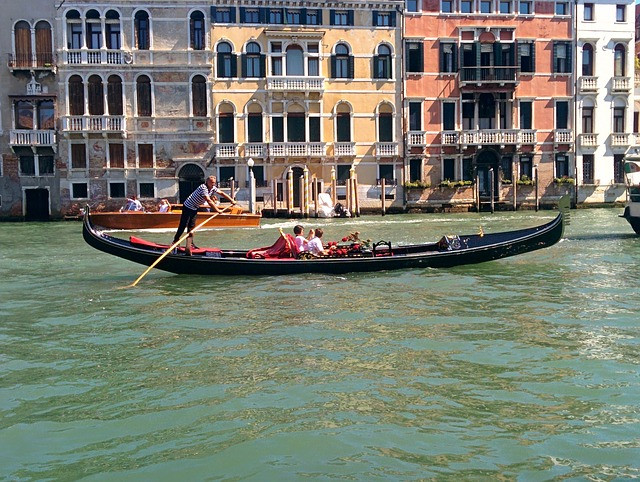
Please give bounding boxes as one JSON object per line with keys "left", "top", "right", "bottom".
{"left": 129, "top": 204, "right": 233, "bottom": 287}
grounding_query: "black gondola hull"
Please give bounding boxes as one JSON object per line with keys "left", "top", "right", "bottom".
{"left": 83, "top": 207, "right": 566, "bottom": 276}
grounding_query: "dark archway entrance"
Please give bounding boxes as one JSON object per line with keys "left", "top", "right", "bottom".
{"left": 476, "top": 149, "right": 500, "bottom": 199}
{"left": 291, "top": 166, "right": 304, "bottom": 207}
{"left": 25, "top": 188, "right": 50, "bottom": 220}
{"left": 178, "top": 164, "right": 204, "bottom": 202}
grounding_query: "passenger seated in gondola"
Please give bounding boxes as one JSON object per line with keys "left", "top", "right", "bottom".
{"left": 307, "top": 228, "right": 328, "bottom": 256}
{"left": 293, "top": 224, "right": 313, "bottom": 252}
{"left": 120, "top": 195, "right": 143, "bottom": 212}
{"left": 158, "top": 199, "right": 171, "bottom": 212}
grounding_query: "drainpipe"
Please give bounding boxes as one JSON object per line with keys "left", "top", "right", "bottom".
{"left": 573, "top": 0, "right": 579, "bottom": 208}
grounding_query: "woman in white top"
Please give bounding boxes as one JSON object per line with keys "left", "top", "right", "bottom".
{"left": 307, "top": 228, "right": 327, "bottom": 256}
{"left": 293, "top": 224, "right": 313, "bottom": 253}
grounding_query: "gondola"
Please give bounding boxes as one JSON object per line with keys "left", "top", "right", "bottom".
{"left": 83, "top": 196, "right": 569, "bottom": 276}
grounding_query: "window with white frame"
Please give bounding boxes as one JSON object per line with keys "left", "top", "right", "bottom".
{"left": 441, "top": 0, "right": 454, "bottom": 13}
{"left": 139, "top": 182, "right": 155, "bottom": 198}
{"left": 555, "top": 1, "right": 569, "bottom": 15}
{"left": 406, "top": 0, "right": 420, "bottom": 13}
{"left": 108, "top": 143, "right": 125, "bottom": 168}
{"left": 480, "top": 0, "right": 493, "bottom": 13}
{"left": 461, "top": 0, "right": 473, "bottom": 12}
{"left": 499, "top": 0, "right": 512, "bottom": 14}
{"left": 109, "top": 181, "right": 125, "bottom": 198}
{"left": 519, "top": 0, "right": 532, "bottom": 14}
{"left": 443, "top": 158, "right": 456, "bottom": 181}
{"left": 71, "top": 182, "right": 88, "bottom": 199}
{"left": 71, "top": 143, "right": 87, "bottom": 169}
{"left": 616, "top": 4, "right": 626, "bottom": 22}
{"left": 138, "top": 143, "right": 154, "bottom": 168}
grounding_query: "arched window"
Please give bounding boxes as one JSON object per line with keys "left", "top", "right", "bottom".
{"left": 35, "top": 21, "right": 52, "bottom": 67}
{"left": 614, "top": 44, "right": 626, "bottom": 77}
{"left": 136, "top": 75, "right": 152, "bottom": 117}
{"left": 332, "top": 43, "right": 353, "bottom": 79}
{"left": 374, "top": 45, "right": 392, "bottom": 79}
{"left": 247, "top": 103, "right": 263, "bottom": 143}
{"left": 190, "top": 11, "right": 205, "bottom": 50}
{"left": 105, "top": 10, "right": 121, "bottom": 50}
{"left": 88, "top": 75, "right": 104, "bottom": 115}
{"left": 14, "top": 21, "right": 32, "bottom": 67}
{"left": 286, "top": 45, "right": 304, "bottom": 76}
{"left": 66, "top": 10, "right": 83, "bottom": 50}
{"left": 217, "top": 42, "right": 236, "bottom": 78}
{"left": 243, "top": 42, "right": 264, "bottom": 77}
{"left": 192, "top": 75, "right": 207, "bottom": 116}
{"left": 85, "top": 9, "right": 101, "bottom": 49}
{"left": 218, "top": 103, "right": 235, "bottom": 143}
{"left": 107, "top": 75, "right": 123, "bottom": 115}
{"left": 134, "top": 10, "right": 150, "bottom": 50}
{"left": 336, "top": 103, "right": 351, "bottom": 142}
{"left": 68, "top": 75, "right": 85, "bottom": 115}
{"left": 582, "top": 43, "right": 594, "bottom": 76}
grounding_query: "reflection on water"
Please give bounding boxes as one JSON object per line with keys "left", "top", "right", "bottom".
{"left": 1, "top": 208, "right": 640, "bottom": 479}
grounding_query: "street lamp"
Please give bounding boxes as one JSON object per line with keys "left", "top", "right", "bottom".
{"left": 247, "top": 157, "right": 256, "bottom": 214}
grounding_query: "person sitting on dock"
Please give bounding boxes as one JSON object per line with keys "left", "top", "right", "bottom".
{"left": 120, "top": 195, "right": 143, "bottom": 212}
{"left": 158, "top": 199, "right": 171, "bottom": 212}
{"left": 307, "top": 228, "right": 327, "bottom": 256}
{"left": 293, "top": 224, "right": 313, "bottom": 253}
{"left": 173, "top": 176, "right": 236, "bottom": 255}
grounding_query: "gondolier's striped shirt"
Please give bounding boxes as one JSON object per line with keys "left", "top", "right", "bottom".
{"left": 184, "top": 184, "right": 220, "bottom": 210}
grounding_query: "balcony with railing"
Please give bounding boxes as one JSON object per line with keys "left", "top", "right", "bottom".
{"left": 375, "top": 142, "right": 398, "bottom": 157}
{"left": 459, "top": 66, "right": 518, "bottom": 88}
{"left": 61, "top": 115, "right": 125, "bottom": 132}
{"left": 442, "top": 129, "right": 536, "bottom": 146}
{"left": 8, "top": 53, "right": 55, "bottom": 71}
{"left": 269, "top": 142, "right": 326, "bottom": 157}
{"left": 215, "top": 144, "right": 239, "bottom": 158}
{"left": 10, "top": 129, "right": 56, "bottom": 147}
{"left": 244, "top": 143, "right": 267, "bottom": 158}
{"left": 266, "top": 76, "right": 324, "bottom": 93}
{"left": 334, "top": 142, "right": 355, "bottom": 157}
{"left": 63, "top": 49, "right": 124, "bottom": 65}
{"left": 554, "top": 129, "right": 573, "bottom": 144}
{"left": 611, "top": 76, "right": 631, "bottom": 92}
{"left": 579, "top": 76, "right": 598, "bottom": 93}
{"left": 406, "top": 131, "right": 426, "bottom": 147}
{"left": 611, "top": 133, "right": 631, "bottom": 148}
{"left": 578, "top": 133, "right": 598, "bottom": 148}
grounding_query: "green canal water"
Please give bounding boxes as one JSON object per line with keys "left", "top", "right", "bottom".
{"left": 1, "top": 208, "right": 639, "bottom": 480}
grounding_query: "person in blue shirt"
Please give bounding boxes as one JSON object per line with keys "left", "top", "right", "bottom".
{"left": 173, "top": 176, "right": 235, "bottom": 255}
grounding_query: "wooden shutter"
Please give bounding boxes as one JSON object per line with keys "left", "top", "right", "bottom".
{"left": 565, "top": 43, "right": 572, "bottom": 73}
{"left": 300, "top": 8, "right": 307, "bottom": 25}
{"left": 14, "top": 22, "right": 32, "bottom": 67}
{"left": 136, "top": 77, "right": 151, "bottom": 116}
{"left": 348, "top": 55, "right": 354, "bottom": 79}
{"left": 241, "top": 54, "right": 247, "bottom": 77}
{"left": 109, "top": 143, "right": 124, "bottom": 168}
{"left": 260, "top": 54, "right": 266, "bottom": 77}
{"left": 229, "top": 7, "right": 236, "bottom": 23}
{"left": 373, "top": 11, "right": 378, "bottom": 26}
{"left": 330, "top": 55, "right": 337, "bottom": 78}
{"left": 217, "top": 52, "right": 226, "bottom": 77}
{"left": 35, "top": 23, "right": 52, "bottom": 66}
{"left": 210, "top": 6, "right": 217, "bottom": 21}
{"left": 329, "top": 10, "right": 336, "bottom": 25}
{"left": 530, "top": 41, "right": 536, "bottom": 73}
{"left": 259, "top": 8, "right": 268, "bottom": 23}
{"left": 347, "top": 10, "right": 354, "bottom": 26}
{"left": 107, "top": 77, "right": 123, "bottom": 115}
{"left": 88, "top": 77, "right": 104, "bottom": 115}
{"left": 69, "top": 77, "right": 85, "bottom": 115}
{"left": 390, "top": 11, "right": 396, "bottom": 26}
{"left": 239, "top": 7, "right": 246, "bottom": 23}
{"left": 192, "top": 77, "right": 207, "bottom": 116}
{"left": 138, "top": 144, "right": 153, "bottom": 168}
{"left": 308, "top": 117, "right": 320, "bottom": 142}
{"left": 230, "top": 54, "right": 237, "bottom": 77}
{"left": 248, "top": 114, "right": 262, "bottom": 142}
{"left": 553, "top": 42, "right": 558, "bottom": 73}
{"left": 71, "top": 144, "right": 86, "bottom": 169}
{"left": 373, "top": 55, "right": 380, "bottom": 78}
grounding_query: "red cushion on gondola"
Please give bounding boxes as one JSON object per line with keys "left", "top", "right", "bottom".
{"left": 129, "top": 236, "right": 221, "bottom": 255}
{"left": 246, "top": 234, "right": 298, "bottom": 259}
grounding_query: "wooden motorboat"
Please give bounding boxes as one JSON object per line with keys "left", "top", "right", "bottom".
{"left": 89, "top": 205, "right": 261, "bottom": 230}
{"left": 82, "top": 197, "right": 569, "bottom": 276}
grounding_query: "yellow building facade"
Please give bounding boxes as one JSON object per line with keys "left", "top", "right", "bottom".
{"left": 209, "top": 1, "right": 404, "bottom": 209}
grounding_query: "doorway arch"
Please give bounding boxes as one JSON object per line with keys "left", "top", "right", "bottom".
{"left": 178, "top": 163, "right": 204, "bottom": 202}
{"left": 476, "top": 149, "right": 500, "bottom": 198}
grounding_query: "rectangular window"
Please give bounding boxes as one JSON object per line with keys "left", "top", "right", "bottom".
{"left": 440, "top": 42, "right": 456, "bottom": 73}
{"left": 555, "top": 154, "right": 569, "bottom": 178}
{"left": 409, "top": 102, "right": 422, "bottom": 131}
{"left": 269, "top": 9, "right": 283, "bottom": 24}
{"left": 72, "top": 182, "right": 88, "bottom": 199}
{"left": 272, "top": 116, "right": 284, "bottom": 142}
{"left": 336, "top": 114, "right": 351, "bottom": 142}
{"left": 248, "top": 114, "right": 263, "bottom": 142}
{"left": 306, "top": 10, "right": 320, "bottom": 25}
{"left": 616, "top": 4, "right": 625, "bottom": 22}
{"left": 584, "top": 3, "right": 593, "bottom": 20}
{"left": 378, "top": 114, "right": 393, "bottom": 142}
{"left": 219, "top": 166, "right": 235, "bottom": 185}
{"left": 219, "top": 115, "right": 235, "bottom": 143}
{"left": 216, "top": 8, "right": 231, "bottom": 23}
{"left": 332, "top": 11, "right": 350, "bottom": 26}
{"left": 443, "top": 102, "right": 456, "bottom": 130}
{"left": 71, "top": 144, "right": 86, "bottom": 169}
{"left": 443, "top": 158, "right": 455, "bottom": 181}
{"left": 554, "top": 42, "right": 571, "bottom": 73}
{"left": 379, "top": 164, "right": 394, "bottom": 183}
{"left": 287, "top": 114, "right": 305, "bottom": 142}
{"left": 109, "top": 143, "right": 124, "bottom": 168}
{"left": 20, "top": 155, "right": 35, "bottom": 176}
{"left": 556, "top": 101, "right": 569, "bottom": 129}
{"left": 520, "top": 156, "right": 532, "bottom": 179}
{"left": 463, "top": 157, "right": 473, "bottom": 181}
{"left": 614, "top": 154, "right": 625, "bottom": 183}
{"left": 499, "top": 0, "right": 512, "bottom": 13}
{"left": 39, "top": 156, "right": 54, "bottom": 175}
{"left": 520, "top": 101, "right": 532, "bottom": 129}
{"left": 461, "top": 0, "right": 473, "bottom": 12}
{"left": 242, "top": 9, "right": 259, "bottom": 23}
{"left": 614, "top": 107, "right": 625, "bottom": 132}
{"left": 309, "top": 117, "right": 321, "bottom": 142}
{"left": 409, "top": 158, "right": 422, "bottom": 182}
{"left": 406, "top": 42, "right": 423, "bottom": 73}
{"left": 555, "top": 1, "right": 568, "bottom": 15}
{"left": 582, "top": 154, "right": 594, "bottom": 184}
{"left": 286, "top": 9, "right": 301, "bottom": 24}
{"left": 375, "top": 12, "right": 392, "bottom": 25}
{"left": 480, "top": 0, "right": 492, "bottom": 13}
{"left": 518, "top": 42, "right": 534, "bottom": 73}
{"left": 138, "top": 144, "right": 154, "bottom": 168}
{"left": 109, "top": 182, "right": 125, "bottom": 198}
{"left": 582, "top": 107, "right": 594, "bottom": 133}
{"left": 139, "top": 182, "right": 154, "bottom": 198}
{"left": 501, "top": 156, "right": 513, "bottom": 181}
{"left": 519, "top": 0, "right": 532, "bottom": 14}
{"left": 407, "top": 0, "right": 419, "bottom": 12}
{"left": 441, "top": 0, "right": 453, "bottom": 13}
{"left": 337, "top": 165, "right": 351, "bottom": 184}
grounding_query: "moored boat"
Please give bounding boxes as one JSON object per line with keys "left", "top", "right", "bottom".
{"left": 622, "top": 158, "right": 640, "bottom": 235}
{"left": 83, "top": 196, "right": 569, "bottom": 276}
{"left": 89, "top": 205, "right": 261, "bottom": 230}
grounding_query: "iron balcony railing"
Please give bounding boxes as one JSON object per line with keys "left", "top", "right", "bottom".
{"left": 459, "top": 66, "right": 518, "bottom": 86}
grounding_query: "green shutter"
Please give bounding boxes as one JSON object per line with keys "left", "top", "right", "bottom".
{"left": 553, "top": 42, "right": 558, "bottom": 73}
{"left": 330, "top": 55, "right": 336, "bottom": 78}
{"left": 373, "top": 11, "right": 378, "bottom": 26}
{"left": 230, "top": 54, "right": 237, "bottom": 77}
{"left": 348, "top": 55, "right": 354, "bottom": 78}
{"left": 241, "top": 54, "right": 247, "bottom": 77}
{"left": 531, "top": 42, "right": 536, "bottom": 72}
{"left": 239, "top": 7, "right": 246, "bottom": 23}
{"left": 373, "top": 55, "right": 380, "bottom": 78}
{"left": 259, "top": 54, "right": 266, "bottom": 77}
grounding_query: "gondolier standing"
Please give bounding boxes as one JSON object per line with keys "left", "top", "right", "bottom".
{"left": 173, "top": 175, "right": 236, "bottom": 255}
